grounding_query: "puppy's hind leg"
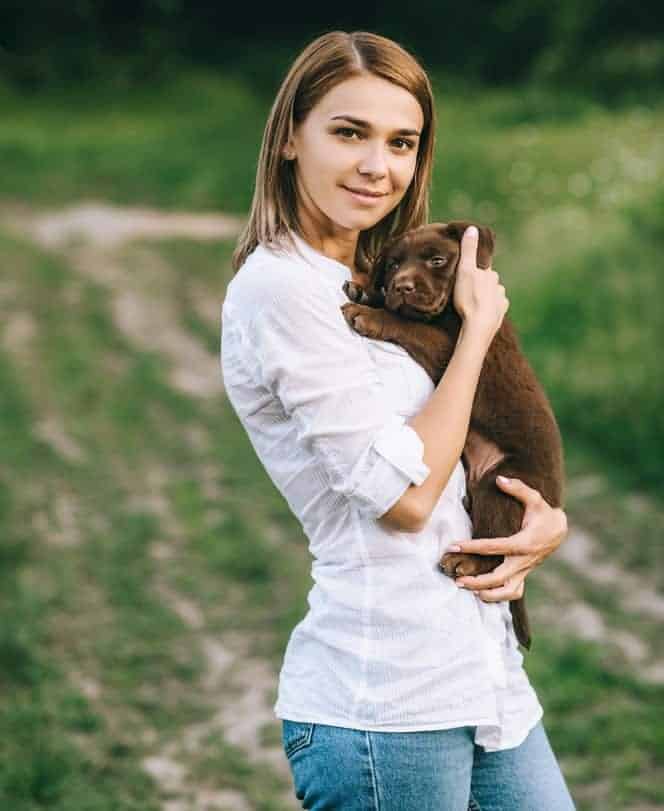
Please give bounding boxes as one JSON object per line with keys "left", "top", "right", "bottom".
{"left": 440, "top": 473, "right": 509, "bottom": 579}
{"left": 440, "top": 469, "right": 533, "bottom": 650}
{"left": 476, "top": 470, "right": 532, "bottom": 650}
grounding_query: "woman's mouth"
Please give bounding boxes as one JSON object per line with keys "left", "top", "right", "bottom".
{"left": 342, "top": 185, "right": 388, "bottom": 205}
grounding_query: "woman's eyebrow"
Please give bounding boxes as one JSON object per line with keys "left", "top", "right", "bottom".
{"left": 330, "top": 115, "right": 421, "bottom": 137}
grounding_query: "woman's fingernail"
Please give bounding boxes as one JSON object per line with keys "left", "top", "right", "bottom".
{"left": 497, "top": 475, "right": 510, "bottom": 484}
{"left": 448, "top": 545, "right": 462, "bottom": 552}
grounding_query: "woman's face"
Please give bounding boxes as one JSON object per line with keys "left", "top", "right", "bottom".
{"left": 285, "top": 73, "right": 425, "bottom": 238}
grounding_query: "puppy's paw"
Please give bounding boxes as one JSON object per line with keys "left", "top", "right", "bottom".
{"left": 342, "top": 280, "right": 368, "bottom": 303}
{"left": 438, "top": 552, "right": 503, "bottom": 578}
{"left": 438, "top": 553, "right": 474, "bottom": 578}
{"left": 340, "top": 302, "right": 386, "bottom": 339}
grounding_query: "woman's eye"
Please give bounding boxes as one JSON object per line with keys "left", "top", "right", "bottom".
{"left": 335, "top": 127, "right": 360, "bottom": 140}
{"left": 431, "top": 257, "right": 448, "bottom": 267}
{"left": 393, "top": 138, "right": 416, "bottom": 151}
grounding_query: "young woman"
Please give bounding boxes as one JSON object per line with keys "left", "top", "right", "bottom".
{"left": 221, "top": 30, "right": 576, "bottom": 811}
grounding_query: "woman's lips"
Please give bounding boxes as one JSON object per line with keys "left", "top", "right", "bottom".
{"left": 342, "top": 185, "right": 388, "bottom": 204}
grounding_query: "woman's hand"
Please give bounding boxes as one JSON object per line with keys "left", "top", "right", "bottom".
{"left": 447, "top": 476, "right": 569, "bottom": 602}
{"left": 453, "top": 226, "right": 509, "bottom": 343}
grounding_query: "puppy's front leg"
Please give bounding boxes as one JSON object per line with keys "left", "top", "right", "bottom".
{"left": 341, "top": 303, "right": 456, "bottom": 384}
{"left": 342, "top": 279, "right": 384, "bottom": 307}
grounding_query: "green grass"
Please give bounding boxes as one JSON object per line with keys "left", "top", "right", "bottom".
{"left": 512, "top": 187, "right": 664, "bottom": 492}
{"left": 0, "top": 72, "right": 266, "bottom": 212}
{"left": 529, "top": 630, "right": 664, "bottom": 810}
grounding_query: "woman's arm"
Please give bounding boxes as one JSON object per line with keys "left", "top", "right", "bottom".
{"left": 378, "top": 321, "right": 490, "bottom": 532}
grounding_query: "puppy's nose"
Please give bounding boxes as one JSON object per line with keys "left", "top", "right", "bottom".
{"left": 394, "top": 279, "right": 415, "bottom": 294}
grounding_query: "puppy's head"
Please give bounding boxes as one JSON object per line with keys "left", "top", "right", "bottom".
{"left": 369, "top": 220, "right": 495, "bottom": 321}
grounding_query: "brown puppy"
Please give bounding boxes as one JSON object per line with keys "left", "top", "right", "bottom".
{"left": 340, "top": 221, "right": 565, "bottom": 650}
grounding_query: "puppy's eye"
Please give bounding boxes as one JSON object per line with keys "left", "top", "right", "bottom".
{"left": 387, "top": 258, "right": 400, "bottom": 271}
{"left": 430, "top": 257, "right": 448, "bottom": 267}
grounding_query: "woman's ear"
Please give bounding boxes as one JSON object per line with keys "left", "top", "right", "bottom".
{"left": 281, "top": 141, "right": 296, "bottom": 161}
{"left": 441, "top": 220, "right": 495, "bottom": 269}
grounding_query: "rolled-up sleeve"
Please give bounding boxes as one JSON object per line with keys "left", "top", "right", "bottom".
{"left": 246, "top": 270, "right": 430, "bottom": 520}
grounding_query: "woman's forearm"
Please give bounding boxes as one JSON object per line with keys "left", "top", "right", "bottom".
{"left": 378, "top": 322, "right": 490, "bottom": 532}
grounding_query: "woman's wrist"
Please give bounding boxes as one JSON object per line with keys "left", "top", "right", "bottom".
{"left": 458, "top": 318, "right": 495, "bottom": 354}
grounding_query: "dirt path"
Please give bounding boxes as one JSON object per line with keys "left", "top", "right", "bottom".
{"left": 1, "top": 200, "right": 244, "bottom": 248}
{"left": 3, "top": 201, "right": 243, "bottom": 399}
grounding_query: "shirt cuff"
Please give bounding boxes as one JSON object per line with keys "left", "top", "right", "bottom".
{"left": 351, "top": 414, "right": 431, "bottom": 520}
{"left": 373, "top": 416, "right": 430, "bottom": 486}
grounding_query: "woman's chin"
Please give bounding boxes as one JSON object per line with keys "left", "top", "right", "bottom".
{"left": 334, "top": 211, "right": 389, "bottom": 231}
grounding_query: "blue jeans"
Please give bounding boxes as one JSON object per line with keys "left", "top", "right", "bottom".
{"left": 282, "top": 719, "right": 576, "bottom": 810}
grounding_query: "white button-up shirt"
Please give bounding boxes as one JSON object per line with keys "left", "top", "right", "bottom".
{"left": 220, "top": 230, "right": 543, "bottom": 751}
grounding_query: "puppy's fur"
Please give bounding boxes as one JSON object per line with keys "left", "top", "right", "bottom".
{"left": 341, "top": 221, "right": 565, "bottom": 650}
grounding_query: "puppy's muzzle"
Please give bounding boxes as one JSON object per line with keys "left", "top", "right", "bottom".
{"left": 386, "top": 273, "right": 447, "bottom": 319}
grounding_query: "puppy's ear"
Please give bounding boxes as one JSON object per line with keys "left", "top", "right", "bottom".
{"left": 367, "top": 233, "right": 401, "bottom": 302}
{"left": 440, "top": 220, "right": 496, "bottom": 269}
{"left": 476, "top": 225, "right": 496, "bottom": 269}
{"left": 365, "top": 251, "right": 388, "bottom": 304}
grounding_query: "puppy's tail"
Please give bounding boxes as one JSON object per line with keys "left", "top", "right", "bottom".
{"left": 509, "top": 596, "right": 532, "bottom": 651}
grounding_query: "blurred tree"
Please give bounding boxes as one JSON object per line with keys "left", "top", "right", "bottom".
{"left": 0, "top": 0, "right": 662, "bottom": 97}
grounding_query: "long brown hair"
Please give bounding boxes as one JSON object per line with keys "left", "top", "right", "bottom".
{"left": 231, "top": 30, "right": 437, "bottom": 274}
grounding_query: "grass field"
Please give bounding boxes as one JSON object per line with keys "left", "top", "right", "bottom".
{"left": 1, "top": 69, "right": 663, "bottom": 809}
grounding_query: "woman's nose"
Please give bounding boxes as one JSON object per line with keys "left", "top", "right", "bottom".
{"left": 357, "top": 143, "right": 388, "bottom": 178}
